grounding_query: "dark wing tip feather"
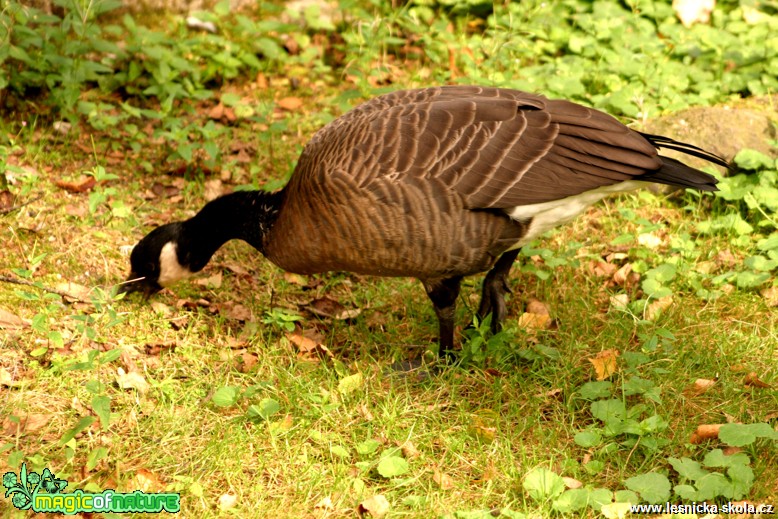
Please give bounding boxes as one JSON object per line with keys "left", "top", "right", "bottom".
{"left": 643, "top": 156, "right": 719, "bottom": 192}
{"left": 638, "top": 132, "right": 731, "bottom": 170}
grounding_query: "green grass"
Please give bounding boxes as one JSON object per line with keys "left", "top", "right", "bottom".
{"left": 2, "top": 164, "right": 776, "bottom": 515}
{"left": 2, "top": 0, "right": 778, "bottom": 516}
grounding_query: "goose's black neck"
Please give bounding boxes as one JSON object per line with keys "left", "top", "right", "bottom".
{"left": 178, "top": 189, "right": 284, "bottom": 272}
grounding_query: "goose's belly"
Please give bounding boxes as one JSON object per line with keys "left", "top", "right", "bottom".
{"left": 264, "top": 196, "right": 525, "bottom": 280}
{"left": 504, "top": 180, "right": 647, "bottom": 248}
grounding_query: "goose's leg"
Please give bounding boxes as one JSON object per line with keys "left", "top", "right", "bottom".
{"left": 477, "top": 249, "right": 520, "bottom": 334}
{"left": 424, "top": 276, "right": 463, "bottom": 361}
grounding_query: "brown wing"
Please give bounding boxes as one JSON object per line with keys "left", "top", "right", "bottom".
{"left": 297, "top": 85, "right": 712, "bottom": 210}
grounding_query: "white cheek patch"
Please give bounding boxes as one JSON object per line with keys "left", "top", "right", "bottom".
{"left": 505, "top": 180, "right": 648, "bottom": 249}
{"left": 158, "top": 241, "right": 193, "bottom": 287}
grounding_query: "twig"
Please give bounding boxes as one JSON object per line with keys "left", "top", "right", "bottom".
{"left": 0, "top": 194, "right": 44, "bottom": 216}
{"left": 0, "top": 275, "right": 90, "bottom": 304}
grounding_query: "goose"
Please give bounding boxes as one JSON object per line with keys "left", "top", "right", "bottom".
{"left": 121, "top": 85, "right": 726, "bottom": 360}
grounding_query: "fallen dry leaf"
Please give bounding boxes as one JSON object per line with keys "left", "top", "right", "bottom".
{"left": 224, "top": 337, "right": 249, "bottom": 349}
{"left": 204, "top": 178, "right": 223, "bottom": 202}
{"left": 283, "top": 272, "right": 308, "bottom": 285}
{"left": 744, "top": 372, "right": 771, "bottom": 388}
{"left": 673, "top": 0, "right": 715, "bottom": 27}
{"left": 55, "top": 282, "right": 92, "bottom": 303}
{"left": 313, "top": 496, "right": 333, "bottom": 511}
{"left": 286, "top": 331, "right": 333, "bottom": 361}
{"left": 0, "top": 307, "right": 29, "bottom": 329}
{"left": 358, "top": 403, "right": 375, "bottom": 421}
{"left": 218, "top": 262, "right": 250, "bottom": 276}
{"left": 116, "top": 368, "right": 150, "bottom": 394}
{"left": 150, "top": 301, "right": 173, "bottom": 317}
{"left": 0, "top": 367, "right": 20, "bottom": 387}
{"left": 588, "top": 349, "right": 620, "bottom": 381}
{"left": 130, "top": 468, "right": 164, "bottom": 492}
{"left": 612, "top": 263, "right": 633, "bottom": 285}
{"left": 610, "top": 294, "right": 629, "bottom": 310}
{"left": 401, "top": 441, "right": 421, "bottom": 459}
{"left": 637, "top": 232, "right": 663, "bottom": 249}
{"left": 690, "top": 423, "right": 725, "bottom": 444}
{"left": 526, "top": 298, "right": 549, "bottom": 315}
{"left": 236, "top": 352, "right": 259, "bottom": 373}
{"left": 563, "top": 476, "right": 583, "bottom": 489}
{"left": 517, "top": 312, "right": 550, "bottom": 330}
{"left": 601, "top": 502, "right": 632, "bottom": 519}
{"left": 194, "top": 272, "right": 223, "bottom": 289}
{"left": 220, "top": 302, "right": 252, "bottom": 321}
{"left": 305, "top": 296, "right": 361, "bottom": 320}
{"left": 144, "top": 342, "right": 177, "bottom": 356}
{"left": 589, "top": 260, "right": 617, "bottom": 278}
{"left": 358, "top": 494, "right": 390, "bottom": 518}
{"left": 0, "top": 189, "right": 14, "bottom": 211}
{"left": 433, "top": 469, "right": 455, "bottom": 490}
{"left": 177, "top": 298, "right": 211, "bottom": 309}
{"left": 646, "top": 296, "right": 673, "bottom": 320}
{"left": 687, "top": 378, "right": 717, "bottom": 395}
{"left": 55, "top": 176, "right": 97, "bottom": 193}
{"left": 761, "top": 286, "right": 778, "bottom": 307}
{"left": 218, "top": 493, "right": 238, "bottom": 511}
{"left": 2, "top": 413, "right": 52, "bottom": 436}
{"left": 277, "top": 96, "right": 303, "bottom": 111}
{"left": 64, "top": 203, "right": 88, "bottom": 218}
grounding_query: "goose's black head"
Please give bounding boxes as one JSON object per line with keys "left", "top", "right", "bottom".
{"left": 121, "top": 222, "right": 193, "bottom": 297}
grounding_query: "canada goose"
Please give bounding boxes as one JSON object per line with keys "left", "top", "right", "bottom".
{"left": 122, "top": 85, "right": 726, "bottom": 360}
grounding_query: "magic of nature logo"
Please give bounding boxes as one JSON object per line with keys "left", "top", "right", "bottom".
{"left": 3, "top": 463, "right": 180, "bottom": 514}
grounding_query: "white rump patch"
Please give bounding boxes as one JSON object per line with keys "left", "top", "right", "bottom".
{"left": 158, "top": 241, "right": 193, "bottom": 287}
{"left": 505, "top": 180, "right": 648, "bottom": 248}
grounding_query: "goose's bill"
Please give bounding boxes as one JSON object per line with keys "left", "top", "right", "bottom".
{"left": 119, "top": 273, "right": 163, "bottom": 298}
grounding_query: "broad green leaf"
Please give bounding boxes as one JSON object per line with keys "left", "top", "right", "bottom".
{"left": 668, "top": 457, "right": 708, "bottom": 480}
{"left": 641, "top": 278, "right": 672, "bottom": 298}
{"left": 91, "top": 395, "right": 111, "bottom": 429}
{"left": 718, "top": 423, "right": 778, "bottom": 447}
{"left": 522, "top": 468, "right": 565, "bottom": 501}
{"left": 583, "top": 460, "right": 605, "bottom": 474}
{"left": 744, "top": 255, "right": 778, "bottom": 271}
{"left": 578, "top": 381, "right": 613, "bottom": 400}
{"left": 674, "top": 483, "right": 698, "bottom": 500}
{"left": 622, "top": 376, "right": 655, "bottom": 396}
{"left": 590, "top": 399, "right": 626, "bottom": 424}
{"left": 645, "top": 264, "right": 676, "bottom": 282}
{"left": 600, "top": 501, "right": 631, "bottom": 518}
{"left": 338, "top": 373, "right": 364, "bottom": 395}
{"left": 247, "top": 398, "right": 280, "bottom": 420}
{"left": 757, "top": 233, "right": 778, "bottom": 252}
{"left": 613, "top": 490, "right": 639, "bottom": 504}
{"left": 588, "top": 487, "right": 615, "bottom": 511}
{"left": 376, "top": 456, "right": 409, "bottom": 478}
{"left": 638, "top": 414, "right": 668, "bottom": 434}
{"left": 552, "top": 488, "right": 589, "bottom": 512}
{"left": 735, "top": 271, "right": 771, "bottom": 288}
{"left": 356, "top": 439, "right": 380, "bottom": 456}
{"left": 574, "top": 430, "right": 602, "bottom": 448}
{"left": 733, "top": 148, "right": 774, "bottom": 171}
{"left": 329, "top": 445, "right": 350, "bottom": 458}
{"left": 624, "top": 472, "right": 671, "bottom": 503}
{"left": 727, "top": 463, "right": 755, "bottom": 498}
{"left": 703, "top": 448, "right": 751, "bottom": 468}
{"left": 695, "top": 472, "right": 732, "bottom": 500}
{"left": 86, "top": 446, "right": 109, "bottom": 471}
{"left": 220, "top": 92, "right": 241, "bottom": 106}
{"left": 212, "top": 386, "right": 240, "bottom": 407}
{"left": 59, "top": 416, "right": 96, "bottom": 446}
